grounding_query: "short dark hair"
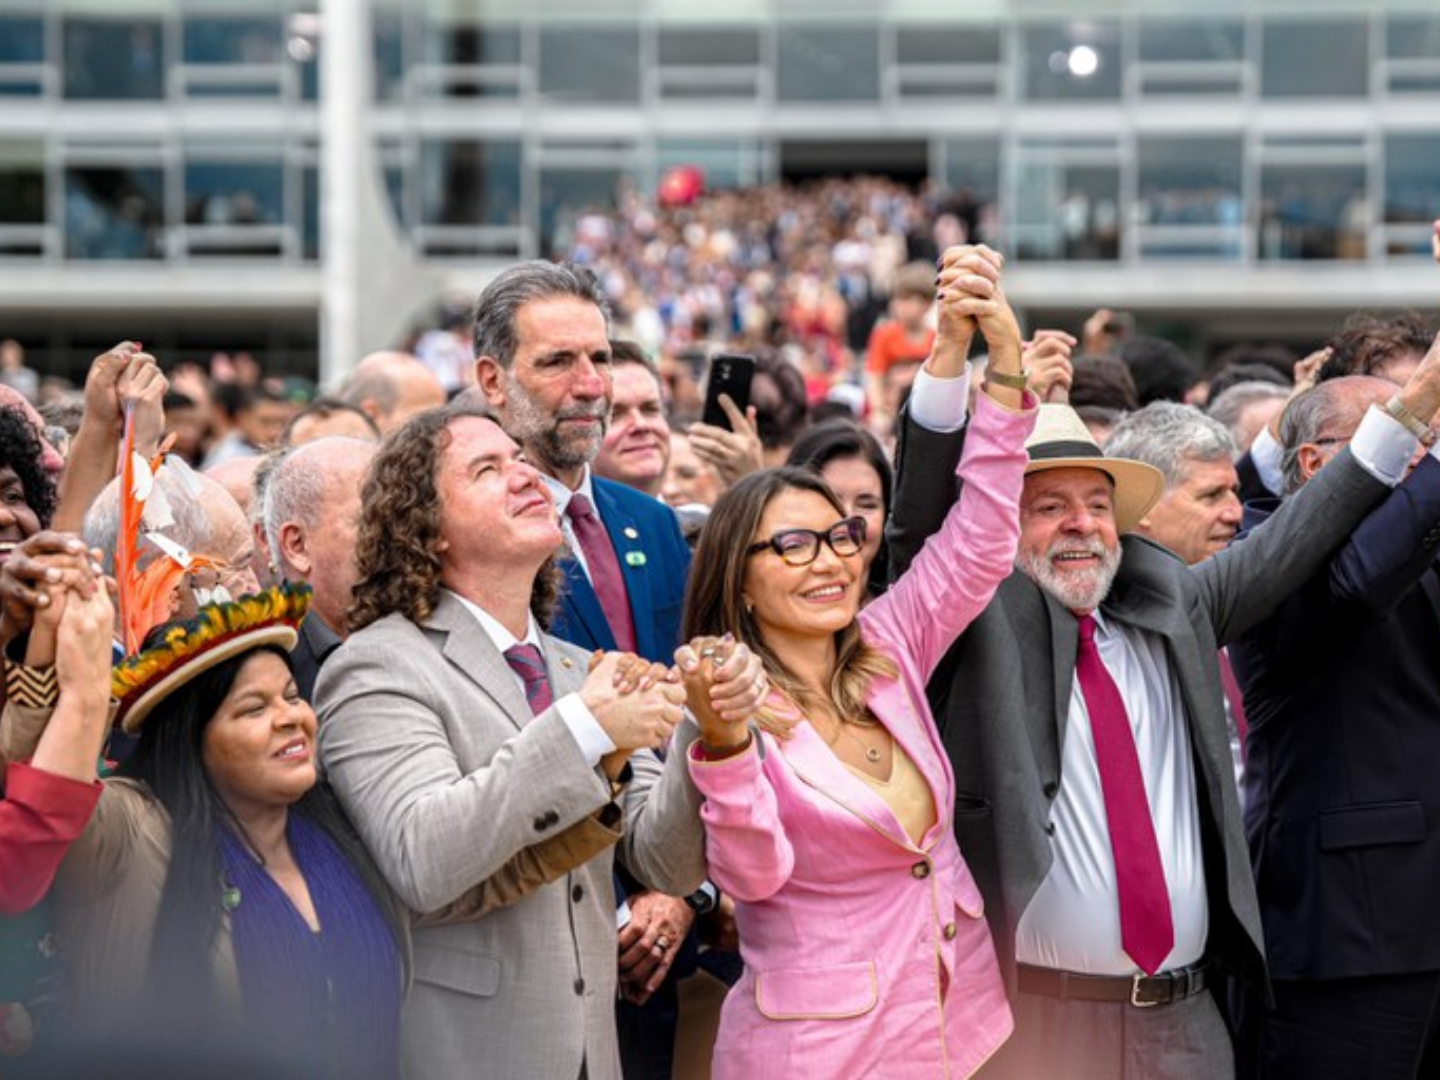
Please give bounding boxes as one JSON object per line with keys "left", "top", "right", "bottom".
{"left": 1069, "top": 355, "right": 1139, "bottom": 412}
{"left": 1118, "top": 336, "right": 1200, "bottom": 406}
{"left": 1320, "top": 311, "right": 1435, "bottom": 381}
{"left": 786, "top": 419, "right": 893, "bottom": 597}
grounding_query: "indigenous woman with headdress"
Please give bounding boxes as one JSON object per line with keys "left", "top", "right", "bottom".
{"left": 6, "top": 584, "right": 407, "bottom": 1077}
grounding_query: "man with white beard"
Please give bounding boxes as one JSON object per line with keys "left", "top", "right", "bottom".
{"left": 888, "top": 248, "right": 1424, "bottom": 1080}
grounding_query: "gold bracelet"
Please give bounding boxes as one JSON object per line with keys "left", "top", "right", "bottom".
{"left": 984, "top": 367, "right": 1029, "bottom": 391}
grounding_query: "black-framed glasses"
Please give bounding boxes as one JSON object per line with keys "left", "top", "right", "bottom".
{"left": 746, "top": 516, "right": 867, "bottom": 567}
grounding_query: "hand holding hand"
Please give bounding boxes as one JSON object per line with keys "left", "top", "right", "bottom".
{"left": 1023, "top": 330, "right": 1077, "bottom": 404}
{"left": 676, "top": 635, "right": 756, "bottom": 752}
{"left": 0, "top": 533, "right": 101, "bottom": 650}
{"left": 54, "top": 577, "right": 116, "bottom": 705}
{"left": 581, "top": 650, "right": 686, "bottom": 752}
{"left": 116, "top": 349, "right": 169, "bottom": 455}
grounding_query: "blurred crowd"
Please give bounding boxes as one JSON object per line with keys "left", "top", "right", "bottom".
{"left": 1, "top": 176, "right": 1440, "bottom": 1080}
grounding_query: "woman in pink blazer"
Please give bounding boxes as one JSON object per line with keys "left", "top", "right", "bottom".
{"left": 679, "top": 245, "right": 1033, "bottom": 1078}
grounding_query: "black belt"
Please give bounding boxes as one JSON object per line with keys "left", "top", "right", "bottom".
{"left": 1017, "top": 962, "right": 1208, "bottom": 1008}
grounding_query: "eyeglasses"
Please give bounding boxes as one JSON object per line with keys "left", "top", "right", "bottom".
{"left": 746, "top": 516, "right": 867, "bottom": 567}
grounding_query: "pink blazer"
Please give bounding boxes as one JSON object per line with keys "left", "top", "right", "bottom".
{"left": 689, "top": 392, "right": 1035, "bottom": 1079}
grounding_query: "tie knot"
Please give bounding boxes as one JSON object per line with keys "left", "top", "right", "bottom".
{"left": 567, "top": 493, "right": 595, "bottom": 522}
{"left": 504, "top": 643, "right": 546, "bottom": 679}
{"left": 1077, "top": 613, "right": 1098, "bottom": 645}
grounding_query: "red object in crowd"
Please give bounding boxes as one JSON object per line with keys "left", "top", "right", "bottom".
{"left": 658, "top": 165, "right": 705, "bottom": 208}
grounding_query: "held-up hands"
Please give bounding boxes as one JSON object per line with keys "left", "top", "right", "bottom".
{"left": 82, "top": 341, "right": 168, "bottom": 453}
{"left": 581, "top": 650, "right": 687, "bottom": 757}
{"left": 1023, "top": 330, "right": 1077, "bottom": 404}
{"left": 676, "top": 634, "right": 766, "bottom": 753}
{"left": 0, "top": 533, "right": 105, "bottom": 652}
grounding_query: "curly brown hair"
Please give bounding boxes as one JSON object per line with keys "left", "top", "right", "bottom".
{"left": 1320, "top": 310, "right": 1435, "bottom": 381}
{"left": 347, "top": 403, "right": 565, "bottom": 633}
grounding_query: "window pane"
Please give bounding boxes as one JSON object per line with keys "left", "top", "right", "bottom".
{"left": 184, "top": 161, "right": 284, "bottom": 226}
{"left": 1138, "top": 18, "right": 1244, "bottom": 62}
{"left": 1013, "top": 142, "right": 1121, "bottom": 261}
{"left": 1138, "top": 137, "right": 1244, "bottom": 258}
{"left": 776, "top": 25, "right": 879, "bottom": 102}
{"left": 1385, "top": 134, "right": 1440, "bottom": 224}
{"left": 541, "top": 166, "right": 623, "bottom": 258}
{"left": 658, "top": 28, "right": 761, "bottom": 65}
{"left": 420, "top": 139, "right": 522, "bottom": 226}
{"left": 421, "top": 18, "right": 521, "bottom": 64}
{"left": 0, "top": 168, "right": 45, "bottom": 224}
{"left": 182, "top": 15, "right": 282, "bottom": 64}
{"left": 64, "top": 167, "right": 165, "bottom": 259}
{"left": 539, "top": 27, "right": 640, "bottom": 103}
{"left": 895, "top": 26, "right": 1000, "bottom": 65}
{"left": 1020, "top": 21, "right": 1122, "bottom": 101}
{"left": 1386, "top": 15, "right": 1440, "bottom": 59}
{"left": 0, "top": 16, "right": 45, "bottom": 62}
{"left": 656, "top": 139, "right": 766, "bottom": 190}
{"left": 63, "top": 19, "right": 166, "bottom": 100}
{"left": 1261, "top": 20, "right": 1367, "bottom": 98}
{"left": 1259, "top": 166, "right": 1366, "bottom": 260}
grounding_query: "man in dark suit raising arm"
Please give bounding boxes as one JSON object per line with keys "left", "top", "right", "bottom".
{"left": 888, "top": 244, "right": 1440, "bottom": 1079}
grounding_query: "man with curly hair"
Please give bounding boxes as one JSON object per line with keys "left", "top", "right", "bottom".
{"left": 316, "top": 402, "right": 738, "bottom": 1080}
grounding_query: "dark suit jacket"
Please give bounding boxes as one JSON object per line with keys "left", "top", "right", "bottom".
{"left": 887, "top": 411, "right": 1391, "bottom": 996}
{"left": 1235, "top": 449, "right": 1275, "bottom": 507}
{"left": 291, "top": 611, "right": 343, "bottom": 703}
{"left": 1230, "top": 454, "right": 1440, "bottom": 980}
{"left": 549, "top": 476, "right": 691, "bottom": 664}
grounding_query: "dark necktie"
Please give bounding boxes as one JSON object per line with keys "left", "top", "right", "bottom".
{"left": 1074, "top": 614, "right": 1175, "bottom": 975}
{"left": 1218, "top": 648, "right": 1249, "bottom": 760}
{"left": 566, "top": 493, "right": 638, "bottom": 653}
{"left": 504, "top": 643, "right": 554, "bottom": 715}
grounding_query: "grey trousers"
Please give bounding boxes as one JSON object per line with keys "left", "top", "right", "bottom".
{"left": 978, "top": 987, "right": 1235, "bottom": 1080}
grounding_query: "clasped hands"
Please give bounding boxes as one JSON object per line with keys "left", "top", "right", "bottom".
{"left": 579, "top": 634, "right": 767, "bottom": 774}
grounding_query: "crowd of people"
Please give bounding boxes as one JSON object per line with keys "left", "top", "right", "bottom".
{"left": 1, "top": 187, "right": 1440, "bottom": 1080}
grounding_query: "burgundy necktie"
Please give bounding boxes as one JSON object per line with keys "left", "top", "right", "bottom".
{"left": 566, "top": 493, "right": 638, "bottom": 653}
{"left": 1218, "top": 648, "right": 1249, "bottom": 760}
{"left": 1074, "top": 614, "right": 1175, "bottom": 975}
{"left": 504, "top": 643, "right": 554, "bottom": 715}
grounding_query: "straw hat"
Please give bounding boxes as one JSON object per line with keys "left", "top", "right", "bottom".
{"left": 1023, "top": 404, "right": 1164, "bottom": 534}
{"left": 111, "top": 583, "right": 312, "bottom": 735}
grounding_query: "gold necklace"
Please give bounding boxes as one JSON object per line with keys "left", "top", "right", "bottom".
{"left": 832, "top": 717, "right": 887, "bottom": 764}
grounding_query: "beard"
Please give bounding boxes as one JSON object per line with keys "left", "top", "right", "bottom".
{"left": 1017, "top": 537, "right": 1122, "bottom": 613}
{"left": 504, "top": 373, "right": 609, "bottom": 473}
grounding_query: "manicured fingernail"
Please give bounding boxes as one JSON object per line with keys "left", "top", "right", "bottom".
{"left": 36, "top": 594, "right": 49, "bottom": 607}
{"left": 45, "top": 568, "right": 60, "bottom": 582}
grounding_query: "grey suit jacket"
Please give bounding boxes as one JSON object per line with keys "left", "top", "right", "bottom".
{"left": 316, "top": 591, "right": 707, "bottom": 1080}
{"left": 888, "top": 412, "right": 1391, "bottom": 998}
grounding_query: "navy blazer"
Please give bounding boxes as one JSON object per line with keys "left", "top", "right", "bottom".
{"left": 549, "top": 476, "right": 692, "bottom": 664}
{"left": 1231, "top": 454, "right": 1440, "bottom": 980}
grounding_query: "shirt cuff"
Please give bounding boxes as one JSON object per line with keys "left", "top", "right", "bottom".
{"left": 1250, "top": 424, "right": 1286, "bottom": 496}
{"left": 907, "top": 364, "right": 972, "bottom": 433}
{"left": 555, "top": 692, "right": 616, "bottom": 767}
{"left": 1352, "top": 405, "right": 1418, "bottom": 487}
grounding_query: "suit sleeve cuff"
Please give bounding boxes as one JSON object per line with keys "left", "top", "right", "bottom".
{"left": 555, "top": 692, "right": 616, "bottom": 767}
{"left": 908, "top": 364, "right": 972, "bottom": 433}
{"left": 1353, "top": 405, "right": 1418, "bottom": 487}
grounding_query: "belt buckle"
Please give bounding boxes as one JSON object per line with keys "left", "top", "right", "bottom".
{"left": 1130, "top": 972, "right": 1163, "bottom": 1008}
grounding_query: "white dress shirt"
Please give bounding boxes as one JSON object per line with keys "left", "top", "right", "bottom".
{"left": 449, "top": 589, "right": 615, "bottom": 766}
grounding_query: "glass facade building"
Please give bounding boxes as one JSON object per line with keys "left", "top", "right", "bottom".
{"left": 1, "top": 0, "right": 1437, "bottom": 376}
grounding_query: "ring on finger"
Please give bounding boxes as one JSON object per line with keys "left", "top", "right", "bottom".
{"left": 655, "top": 935, "right": 671, "bottom": 952}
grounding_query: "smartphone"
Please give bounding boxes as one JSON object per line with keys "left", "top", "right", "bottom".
{"left": 701, "top": 353, "right": 756, "bottom": 430}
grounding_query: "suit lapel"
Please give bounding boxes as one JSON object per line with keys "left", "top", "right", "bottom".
{"left": 426, "top": 593, "right": 534, "bottom": 732}
{"left": 559, "top": 552, "right": 616, "bottom": 652}
{"left": 779, "top": 719, "right": 921, "bottom": 852}
{"left": 871, "top": 676, "right": 953, "bottom": 850}
{"left": 592, "top": 481, "right": 652, "bottom": 658}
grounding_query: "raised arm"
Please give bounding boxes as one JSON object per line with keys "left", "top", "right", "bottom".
{"left": 864, "top": 246, "right": 1035, "bottom": 674}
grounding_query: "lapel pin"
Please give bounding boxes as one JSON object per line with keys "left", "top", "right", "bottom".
{"left": 560, "top": 657, "right": 574, "bottom": 669}
{"left": 623, "top": 527, "right": 639, "bottom": 539}
{"left": 625, "top": 551, "right": 647, "bottom": 567}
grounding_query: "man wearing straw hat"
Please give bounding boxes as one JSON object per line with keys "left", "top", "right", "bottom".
{"left": 887, "top": 244, "right": 1440, "bottom": 1079}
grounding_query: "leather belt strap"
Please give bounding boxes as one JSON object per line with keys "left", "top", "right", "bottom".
{"left": 1017, "top": 963, "right": 1209, "bottom": 1008}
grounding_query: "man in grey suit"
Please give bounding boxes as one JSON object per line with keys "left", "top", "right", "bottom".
{"left": 316, "top": 403, "right": 711, "bottom": 1080}
{"left": 888, "top": 245, "right": 1440, "bottom": 1078}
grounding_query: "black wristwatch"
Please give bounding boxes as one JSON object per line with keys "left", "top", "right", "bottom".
{"left": 685, "top": 882, "right": 719, "bottom": 915}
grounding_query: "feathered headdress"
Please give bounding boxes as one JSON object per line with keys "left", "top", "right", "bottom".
{"left": 111, "top": 582, "right": 312, "bottom": 734}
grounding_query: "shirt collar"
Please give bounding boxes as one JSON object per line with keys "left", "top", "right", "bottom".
{"left": 540, "top": 465, "right": 595, "bottom": 518}
{"left": 447, "top": 589, "right": 541, "bottom": 653}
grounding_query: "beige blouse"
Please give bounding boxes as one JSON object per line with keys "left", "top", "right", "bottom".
{"left": 846, "top": 742, "right": 937, "bottom": 847}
